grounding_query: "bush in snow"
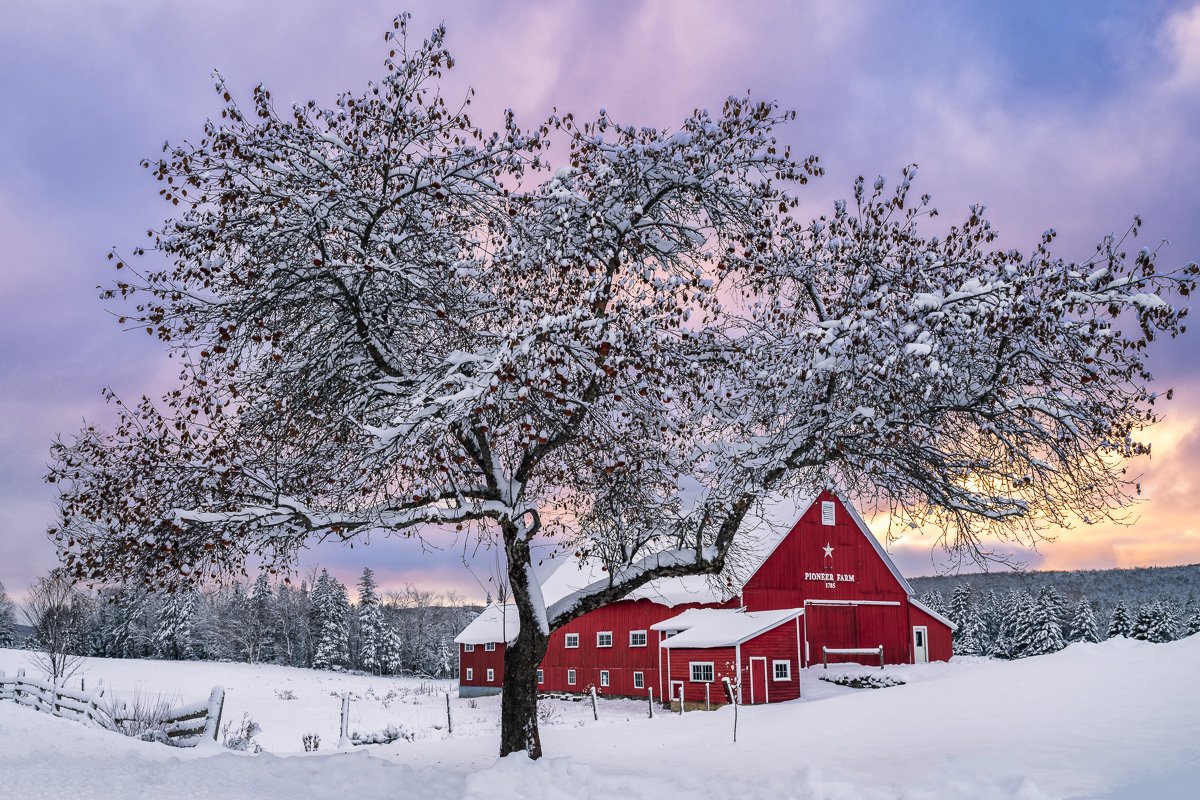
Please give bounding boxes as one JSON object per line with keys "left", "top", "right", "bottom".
{"left": 819, "top": 672, "right": 906, "bottom": 689}
{"left": 222, "top": 713, "right": 263, "bottom": 753}
{"left": 101, "top": 689, "right": 177, "bottom": 743}
{"left": 274, "top": 689, "right": 297, "bottom": 700}
{"left": 351, "top": 724, "right": 413, "bottom": 746}
{"left": 302, "top": 733, "right": 320, "bottom": 752}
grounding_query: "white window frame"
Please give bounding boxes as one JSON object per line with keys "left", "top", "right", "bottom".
{"left": 596, "top": 631, "right": 613, "bottom": 648}
{"left": 485, "top": 642, "right": 496, "bottom": 651}
{"left": 629, "top": 630, "right": 648, "bottom": 647}
{"left": 466, "top": 668, "right": 473, "bottom": 680}
{"left": 567, "top": 669, "right": 577, "bottom": 685}
{"left": 486, "top": 668, "right": 494, "bottom": 682}
{"left": 464, "top": 643, "right": 474, "bottom": 652}
{"left": 690, "top": 662, "right": 715, "bottom": 683}
{"left": 821, "top": 500, "right": 835, "bottom": 525}
{"left": 600, "top": 670, "right": 610, "bottom": 687}
{"left": 773, "top": 660, "right": 792, "bottom": 681}
{"left": 565, "top": 633, "right": 579, "bottom": 649}
{"left": 633, "top": 671, "right": 644, "bottom": 689}
{"left": 537, "top": 669, "right": 544, "bottom": 684}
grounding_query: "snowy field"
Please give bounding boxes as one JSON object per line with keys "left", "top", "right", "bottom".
{"left": 2, "top": 636, "right": 1198, "bottom": 799}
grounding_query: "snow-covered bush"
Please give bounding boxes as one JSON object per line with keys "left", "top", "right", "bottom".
{"left": 274, "top": 689, "right": 296, "bottom": 700}
{"left": 101, "top": 690, "right": 174, "bottom": 741}
{"left": 222, "top": 713, "right": 263, "bottom": 753}
{"left": 819, "top": 672, "right": 906, "bottom": 689}
{"left": 350, "top": 724, "right": 413, "bottom": 746}
{"left": 302, "top": 733, "right": 320, "bottom": 752}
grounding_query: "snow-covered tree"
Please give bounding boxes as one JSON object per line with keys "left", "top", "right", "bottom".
{"left": 948, "top": 584, "right": 982, "bottom": 655}
{"left": 0, "top": 580, "right": 18, "bottom": 648}
{"left": 1002, "top": 591, "right": 1036, "bottom": 659}
{"left": 154, "top": 590, "right": 196, "bottom": 660}
{"left": 1025, "top": 587, "right": 1066, "bottom": 656}
{"left": 357, "top": 568, "right": 388, "bottom": 674}
{"left": 1132, "top": 601, "right": 1177, "bottom": 643}
{"left": 311, "top": 570, "right": 349, "bottom": 670}
{"left": 45, "top": 16, "right": 1198, "bottom": 759}
{"left": 1107, "top": 600, "right": 1133, "bottom": 638}
{"left": 919, "top": 590, "right": 948, "bottom": 617}
{"left": 1185, "top": 600, "right": 1200, "bottom": 638}
{"left": 1069, "top": 597, "right": 1100, "bottom": 643}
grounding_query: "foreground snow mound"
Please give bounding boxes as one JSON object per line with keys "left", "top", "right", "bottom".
{"left": 2, "top": 636, "right": 1199, "bottom": 798}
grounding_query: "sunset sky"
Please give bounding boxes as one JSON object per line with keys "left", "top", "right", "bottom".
{"left": 2, "top": 1, "right": 1198, "bottom": 600}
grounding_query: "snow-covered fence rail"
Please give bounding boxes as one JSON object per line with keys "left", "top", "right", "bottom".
{"left": 0, "top": 668, "right": 109, "bottom": 727}
{"left": 111, "top": 685, "right": 225, "bottom": 746}
{"left": 0, "top": 668, "right": 224, "bottom": 747}
{"left": 822, "top": 646, "right": 885, "bottom": 670}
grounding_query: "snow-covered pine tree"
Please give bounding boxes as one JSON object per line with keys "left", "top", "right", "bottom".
{"left": 1041, "top": 585, "right": 1068, "bottom": 633}
{"left": 1069, "top": 597, "right": 1100, "bottom": 643}
{"left": 1024, "top": 587, "right": 1067, "bottom": 656}
{"left": 920, "top": 590, "right": 948, "bottom": 617}
{"left": 311, "top": 570, "right": 349, "bottom": 670}
{"left": 1010, "top": 591, "right": 1039, "bottom": 658}
{"left": 1131, "top": 602, "right": 1154, "bottom": 641}
{"left": 948, "top": 584, "right": 973, "bottom": 641}
{"left": 250, "top": 573, "right": 276, "bottom": 663}
{"left": 1186, "top": 599, "right": 1200, "bottom": 637}
{"left": 0, "top": 580, "right": 17, "bottom": 648}
{"left": 1143, "top": 601, "right": 1179, "bottom": 643}
{"left": 357, "top": 568, "right": 386, "bottom": 674}
{"left": 154, "top": 590, "right": 196, "bottom": 659}
{"left": 976, "top": 590, "right": 1003, "bottom": 656}
{"left": 1108, "top": 600, "right": 1133, "bottom": 638}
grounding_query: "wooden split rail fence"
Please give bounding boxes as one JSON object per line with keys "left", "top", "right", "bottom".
{"left": 0, "top": 667, "right": 225, "bottom": 747}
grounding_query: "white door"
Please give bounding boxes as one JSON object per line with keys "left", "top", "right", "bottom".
{"left": 913, "top": 626, "right": 929, "bottom": 664}
{"left": 671, "top": 681, "right": 685, "bottom": 708}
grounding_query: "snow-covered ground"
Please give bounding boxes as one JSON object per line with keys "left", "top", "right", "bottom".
{"left": 2, "top": 636, "right": 1198, "bottom": 799}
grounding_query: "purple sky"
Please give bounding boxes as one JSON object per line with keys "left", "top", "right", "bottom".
{"left": 3, "top": 1, "right": 1199, "bottom": 600}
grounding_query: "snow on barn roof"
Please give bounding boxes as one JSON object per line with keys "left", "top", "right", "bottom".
{"left": 538, "top": 555, "right": 735, "bottom": 610}
{"left": 654, "top": 607, "right": 803, "bottom": 648}
{"left": 453, "top": 603, "right": 520, "bottom": 645}
{"left": 908, "top": 596, "right": 958, "bottom": 631}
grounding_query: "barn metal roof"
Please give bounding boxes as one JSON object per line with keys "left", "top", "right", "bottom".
{"left": 654, "top": 607, "right": 803, "bottom": 648}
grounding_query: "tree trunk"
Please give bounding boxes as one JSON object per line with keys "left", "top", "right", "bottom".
{"left": 498, "top": 524, "right": 549, "bottom": 758}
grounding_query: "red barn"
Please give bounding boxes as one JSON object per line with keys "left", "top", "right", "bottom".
{"left": 456, "top": 492, "right": 954, "bottom": 702}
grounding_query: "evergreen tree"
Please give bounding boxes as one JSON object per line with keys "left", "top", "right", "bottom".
{"left": 1186, "top": 600, "right": 1200, "bottom": 637}
{"left": 977, "top": 590, "right": 1003, "bottom": 656}
{"left": 0, "top": 580, "right": 17, "bottom": 648}
{"left": 154, "top": 590, "right": 196, "bottom": 660}
{"left": 1107, "top": 600, "right": 1132, "bottom": 639}
{"left": 1069, "top": 597, "right": 1100, "bottom": 643}
{"left": 1010, "top": 591, "right": 1038, "bottom": 658}
{"left": 357, "top": 568, "right": 386, "bottom": 673}
{"left": 1041, "top": 585, "right": 1068, "bottom": 631}
{"left": 1141, "top": 601, "right": 1178, "bottom": 643}
{"left": 919, "top": 590, "right": 948, "bottom": 616}
{"left": 1131, "top": 602, "right": 1154, "bottom": 641}
{"left": 947, "top": 584, "right": 973, "bottom": 647}
{"left": 1025, "top": 587, "right": 1066, "bottom": 656}
{"left": 250, "top": 573, "right": 276, "bottom": 663}
{"left": 311, "top": 569, "right": 349, "bottom": 670}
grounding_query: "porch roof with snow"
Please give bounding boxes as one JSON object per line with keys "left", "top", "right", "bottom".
{"left": 453, "top": 603, "right": 520, "bottom": 645}
{"left": 654, "top": 607, "right": 803, "bottom": 649}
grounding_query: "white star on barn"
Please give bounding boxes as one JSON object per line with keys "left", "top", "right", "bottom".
{"left": 823, "top": 543, "right": 834, "bottom": 558}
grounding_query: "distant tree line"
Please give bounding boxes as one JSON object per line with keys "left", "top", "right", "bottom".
{"left": 0, "top": 570, "right": 480, "bottom": 678}
{"left": 920, "top": 583, "right": 1200, "bottom": 659}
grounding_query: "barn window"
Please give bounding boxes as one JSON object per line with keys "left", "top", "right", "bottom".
{"left": 633, "top": 671, "right": 644, "bottom": 689}
{"left": 537, "top": 670, "right": 544, "bottom": 684}
{"left": 600, "top": 670, "right": 610, "bottom": 687}
{"left": 629, "top": 630, "right": 647, "bottom": 647}
{"left": 773, "top": 660, "right": 792, "bottom": 681}
{"left": 567, "top": 669, "right": 577, "bottom": 685}
{"left": 565, "top": 633, "right": 579, "bottom": 649}
{"left": 690, "top": 662, "right": 715, "bottom": 683}
{"left": 485, "top": 642, "right": 496, "bottom": 651}
{"left": 597, "top": 631, "right": 613, "bottom": 648}
{"left": 487, "top": 668, "right": 495, "bottom": 682}
{"left": 464, "top": 644, "right": 474, "bottom": 652}
{"left": 821, "top": 501, "right": 835, "bottom": 526}
{"left": 466, "top": 668, "right": 473, "bottom": 680}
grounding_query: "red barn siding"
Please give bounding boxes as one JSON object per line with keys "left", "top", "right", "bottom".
{"left": 908, "top": 603, "right": 953, "bottom": 662}
{"left": 538, "top": 598, "right": 732, "bottom": 697}
{"left": 743, "top": 492, "right": 908, "bottom": 612}
{"left": 740, "top": 618, "right": 802, "bottom": 703}
{"left": 666, "top": 646, "right": 737, "bottom": 705}
{"left": 460, "top": 642, "right": 506, "bottom": 689}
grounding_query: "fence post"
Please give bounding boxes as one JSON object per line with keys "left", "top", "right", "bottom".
{"left": 590, "top": 686, "right": 598, "bottom": 721}
{"left": 647, "top": 687, "right": 654, "bottom": 718}
{"left": 445, "top": 692, "right": 452, "bottom": 735}
{"left": 201, "top": 686, "right": 225, "bottom": 745}
{"left": 339, "top": 692, "right": 351, "bottom": 748}
{"left": 705, "top": 682, "right": 710, "bottom": 711}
